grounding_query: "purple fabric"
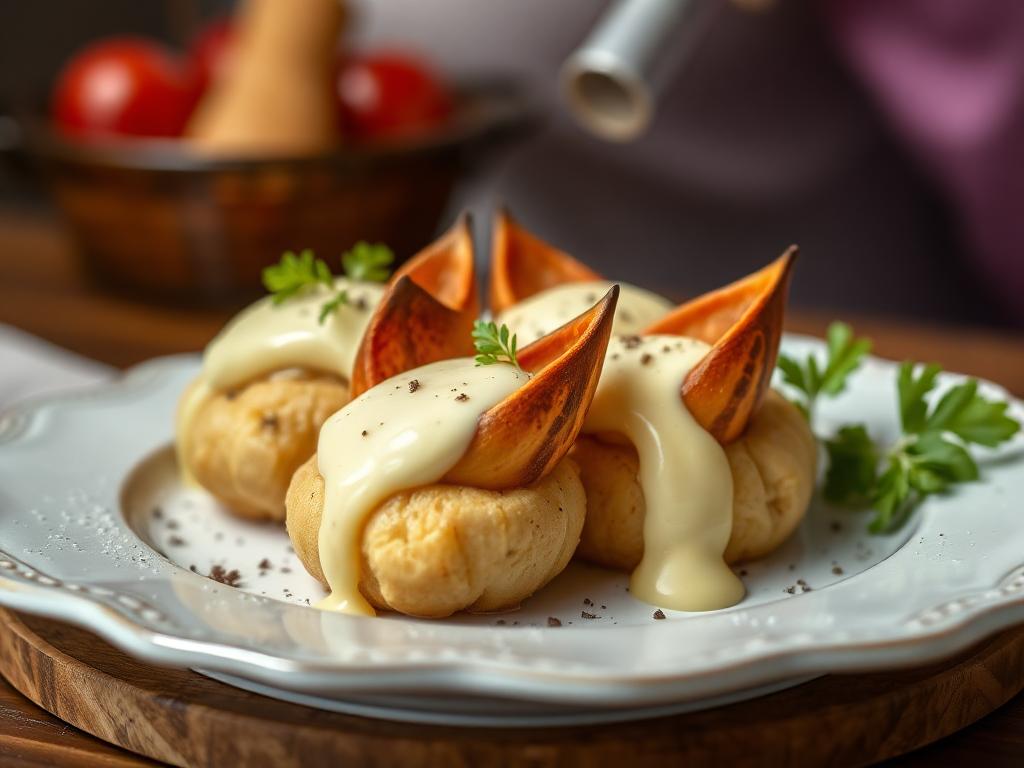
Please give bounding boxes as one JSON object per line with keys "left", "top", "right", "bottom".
{"left": 825, "top": 0, "right": 1024, "bottom": 321}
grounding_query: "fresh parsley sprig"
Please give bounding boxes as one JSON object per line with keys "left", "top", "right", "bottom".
{"left": 262, "top": 249, "right": 332, "bottom": 305}
{"left": 473, "top": 321, "right": 521, "bottom": 370}
{"left": 316, "top": 285, "right": 352, "bottom": 325}
{"left": 777, "top": 322, "right": 872, "bottom": 419}
{"left": 261, "top": 242, "right": 395, "bottom": 324}
{"left": 317, "top": 292, "right": 349, "bottom": 325}
{"left": 318, "top": 242, "right": 394, "bottom": 323}
{"left": 342, "top": 242, "right": 394, "bottom": 282}
{"left": 824, "top": 362, "right": 1020, "bottom": 532}
{"left": 821, "top": 425, "right": 879, "bottom": 509}
{"left": 778, "top": 325, "right": 1021, "bottom": 535}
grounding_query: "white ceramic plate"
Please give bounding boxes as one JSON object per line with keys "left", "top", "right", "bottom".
{"left": 1, "top": 336, "right": 1022, "bottom": 727}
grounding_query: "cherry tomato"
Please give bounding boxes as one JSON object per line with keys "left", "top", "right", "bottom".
{"left": 52, "top": 38, "right": 195, "bottom": 139}
{"left": 186, "top": 18, "right": 235, "bottom": 97}
{"left": 336, "top": 52, "right": 453, "bottom": 141}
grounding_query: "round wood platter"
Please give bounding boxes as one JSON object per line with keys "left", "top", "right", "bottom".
{"left": 2, "top": 609, "right": 1023, "bottom": 767}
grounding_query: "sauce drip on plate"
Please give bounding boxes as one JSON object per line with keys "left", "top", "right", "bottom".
{"left": 584, "top": 334, "right": 745, "bottom": 612}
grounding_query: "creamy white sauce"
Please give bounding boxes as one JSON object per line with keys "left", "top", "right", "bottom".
{"left": 176, "top": 278, "right": 384, "bottom": 473}
{"left": 316, "top": 359, "right": 529, "bottom": 615}
{"left": 497, "top": 281, "right": 671, "bottom": 342}
{"left": 204, "top": 277, "right": 385, "bottom": 391}
{"left": 584, "top": 335, "right": 745, "bottom": 612}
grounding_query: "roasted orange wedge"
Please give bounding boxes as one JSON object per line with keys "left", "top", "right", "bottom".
{"left": 646, "top": 247, "right": 797, "bottom": 444}
{"left": 490, "top": 208, "right": 601, "bottom": 314}
{"left": 445, "top": 286, "right": 618, "bottom": 489}
{"left": 350, "top": 216, "right": 480, "bottom": 397}
{"left": 393, "top": 213, "right": 480, "bottom": 317}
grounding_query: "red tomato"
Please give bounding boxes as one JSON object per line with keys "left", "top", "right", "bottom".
{"left": 187, "top": 18, "right": 235, "bottom": 97}
{"left": 52, "top": 38, "right": 195, "bottom": 139}
{"left": 336, "top": 52, "right": 453, "bottom": 141}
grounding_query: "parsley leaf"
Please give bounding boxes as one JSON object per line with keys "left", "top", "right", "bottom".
{"left": 776, "top": 356, "right": 809, "bottom": 418}
{"left": 472, "top": 321, "right": 521, "bottom": 370}
{"left": 342, "top": 242, "right": 394, "bottom": 283}
{"left": 263, "top": 240, "right": 394, "bottom": 322}
{"left": 906, "top": 432, "right": 979, "bottom": 484}
{"left": 868, "top": 457, "right": 913, "bottom": 533}
{"left": 777, "top": 321, "right": 871, "bottom": 418}
{"left": 897, "top": 361, "right": 941, "bottom": 433}
{"left": 779, "top": 328, "right": 1020, "bottom": 535}
{"left": 823, "top": 425, "right": 879, "bottom": 506}
{"left": 866, "top": 432, "right": 982, "bottom": 533}
{"left": 822, "top": 322, "right": 873, "bottom": 395}
{"left": 854, "top": 369, "right": 1015, "bottom": 533}
{"left": 924, "top": 378, "right": 1020, "bottom": 446}
{"left": 318, "top": 290, "right": 349, "bottom": 325}
{"left": 319, "top": 242, "right": 392, "bottom": 322}
{"left": 262, "top": 250, "right": 333, "bottom": 304}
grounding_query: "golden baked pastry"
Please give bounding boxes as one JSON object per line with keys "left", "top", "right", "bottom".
{"left": 178, "top": 371, "right": 349, "bottom": 521}
{"left": 286, "top": 456, "right": 586, "bottom": 617}
{"left": 285, "top": 276, "right": 617, "bottom": 617}
{"left": 487, "top": 214, "right": 810, "bottom": 612}
{"left": 176, "top": 217, "right": 479, "bottom": 522}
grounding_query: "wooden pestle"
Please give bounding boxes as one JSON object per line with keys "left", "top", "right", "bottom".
{"left": 187, "top": 0, "right": 344, "bottom": 155}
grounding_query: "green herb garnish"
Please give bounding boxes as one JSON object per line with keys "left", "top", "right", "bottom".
{"left": 262, "top": 242, "right": 394, "bottom": 324}
{"left": 317, "top": 242, "right": 395, "bottom": 323}
{"left": 317, "top": 292, "right": 349, "bottom": 324}
{"left": 823, "top": 362, "right": 1020, "bottom": 532}
{"left": 473, "top": 321, "right": 521, "bottom": 370}
{"left": 778, "top": 327, "right": 1021, "bottom": 534}
{"left": 822, "top": 425, "right": 879, "bottom": 508}
{"left": 342, "top": 242, "right": 394, "bottom": 283}
{"left": 777, "top": 322, "right": 872, "bottom": 419}
{"left": 261, "top": 249, "right": 332, "bottom": 305}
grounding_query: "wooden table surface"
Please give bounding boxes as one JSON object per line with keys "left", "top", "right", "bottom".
{"left": 0, "top": 210, "right": 1022, "bottom": 766}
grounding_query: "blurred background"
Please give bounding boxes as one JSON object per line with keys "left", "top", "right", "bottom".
{"left": 0, "top": 0, "right": 1021, "bottom": 357}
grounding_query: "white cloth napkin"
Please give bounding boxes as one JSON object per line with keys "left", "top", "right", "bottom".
{"left": 0, "top": 324, "right": 113, "bottom": 409}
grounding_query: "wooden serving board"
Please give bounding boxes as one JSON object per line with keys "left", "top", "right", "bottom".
{"left": 1, "top": 610, "right": 1023, "bottom": 767}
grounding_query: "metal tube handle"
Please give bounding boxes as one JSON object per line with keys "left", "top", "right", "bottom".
{"left": 561, "top": 0, "right": 695, "bottom": 141}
